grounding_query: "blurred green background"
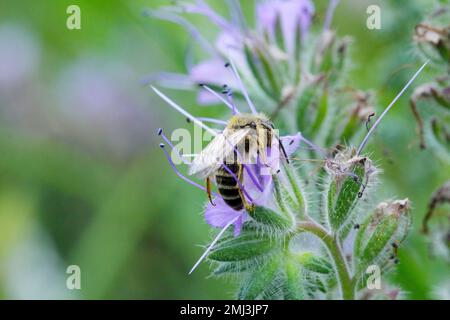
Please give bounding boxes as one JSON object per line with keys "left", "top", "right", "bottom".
{"left": 0, "top": 0, "right": 448, "bottom": 299}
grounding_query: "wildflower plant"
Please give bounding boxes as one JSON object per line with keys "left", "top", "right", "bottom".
{"left": 150, "top": 1, "right": 429, "bottom": 299}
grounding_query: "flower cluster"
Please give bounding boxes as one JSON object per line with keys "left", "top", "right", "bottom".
{"left": 151, "top": 0, "right": 428, "bottom": 300}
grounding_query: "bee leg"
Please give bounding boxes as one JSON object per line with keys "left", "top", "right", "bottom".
{"left": 257, "top": 126, "right": 269, "bottom": 167}
{"left": 237, "top": 164, "right": 254, "bottom": 212}
{"left": 206, "top": 177, "right": 215, "bottom": 206}
{"left": 277, "top": 135, "right": 290, "bottom": 164}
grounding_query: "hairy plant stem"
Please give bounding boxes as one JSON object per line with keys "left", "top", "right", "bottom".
{"left": 296, "top": 220, "right": 355, "bottom": 300}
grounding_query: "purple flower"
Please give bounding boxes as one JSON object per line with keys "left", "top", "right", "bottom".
{"left": 256, "top": 0, "right": 315, "bottom": 55}
{"left": 152, "top": 25, "right": 306, "bottom": 273}
{"left": 0, "top": 24, "right": 40, "bottom": 91}
{"left": 204, "top": 133, "right": 302, "bottom": 237}
{"left": 147, "top": 0, "right": 315, "bottom": 106}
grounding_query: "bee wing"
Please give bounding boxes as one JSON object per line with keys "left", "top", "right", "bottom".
{"left": 189, "top": 128, "right": 251, "bottom": 179}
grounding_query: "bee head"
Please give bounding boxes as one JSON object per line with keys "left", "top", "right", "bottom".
{"left": 227, "top": 113, "right": 271, "bottom": 130}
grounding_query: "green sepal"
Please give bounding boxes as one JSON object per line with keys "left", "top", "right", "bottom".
{"left": 208, "top": 233, "right": 275, "bottom": 262}
{"left": 296, "top": 84, "right": 318, "bottom": 130}
{"left": 212, "top": 262, "right": 250, "bottom": 276}
{"left": 297, "top": 252, "right": 333, "bottom": 274}
{"left": 248, "top": 206, "right": 293, "bottom": 231}
{"left": 328, "top": 158, "right": 366, "bottom": 232}
{"left": 283, "top": 257, "right": 305, "bottom": 300}
{"left": 360, "top": 215, "right": 398, "bottom": 264}
{"left": 238, "top": 256, "right": 280, "bottom": 300}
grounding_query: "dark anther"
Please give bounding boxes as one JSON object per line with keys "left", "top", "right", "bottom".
{"left": 366, "top": 112, "right": 375, "bottom": 132}
{"left": 354, "top": 224, "right": 360, "bottom": 229}
{"left": 391, "top": 242, "right": 398, "bottom": 248}
{"left": 198, "top": 83, "right": 205, "bottom": 87}
{"left": 186, "top": 117, "right": 191, "bottom": 123}
{"left": 394, "top": 259, "right": 399, "bottom": 264}
{"left": 289, "top": 140, "right": 294, "bottom": 145}
{"left": 224, "top": 62, "right": 230, "bottom": 67}
{"left": 276, "top": 169, "right": 281, "bottom": 174}
{"left": 159, "top": 143, "right": 165, "bottom": 148}
{"left": 223, "top": 84, "right": 228, "bottom": 88}
{"left": 157, "top": 128, "right": 163, "bottom": 135}
{"left": 358, "top": 191, "right": 363, "bottom": 198}
{"left": 389, "top": 255, "right": 395, "bottom": 260}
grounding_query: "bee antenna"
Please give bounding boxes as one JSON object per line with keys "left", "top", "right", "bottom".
{"left": 357, "top": 60, "right": 429, "bottom": 155}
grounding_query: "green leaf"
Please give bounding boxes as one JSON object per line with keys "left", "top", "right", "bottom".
{"left": 297, "top": 252, "right": 333, "bottom": 274}
{"left": 208, "top": 234, "right": 276, "bottom": 262}
{"left": 238, "top": 257, "right": 280, "bottom": 299}
{"left": 248, "top": 206, "right": 293, "bottom": 231}
{"left": 212, "top": 262, "right": 249, "bottom": 276}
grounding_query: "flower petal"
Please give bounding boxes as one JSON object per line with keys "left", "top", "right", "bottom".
{"left": 281, "top": 132, "right": 302, "bottom": 157}
{"left": 256, "top": 0, "right": 315, "bottom": 55}
{"left": 205, "top": 197, "right": 243, "bottom": 227}
{"left": 189, "top": 59, "right": 235, "bottom": 87}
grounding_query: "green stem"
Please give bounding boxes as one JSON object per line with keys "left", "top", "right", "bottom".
{"left": 297, "top": 220, "right": 355, "bottom": 300}
{"left": 273, "top": 176, "right": 288, "bottom": 215}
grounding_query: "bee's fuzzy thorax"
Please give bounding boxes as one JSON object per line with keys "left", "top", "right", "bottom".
{"left": 226, "top": 113, "right": 271, "bottom": 129}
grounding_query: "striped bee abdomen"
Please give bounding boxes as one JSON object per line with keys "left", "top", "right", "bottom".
{"left": 215, "top": 163, "right": 244, "bottom": 211}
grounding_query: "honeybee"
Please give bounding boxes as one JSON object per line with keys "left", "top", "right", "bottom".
{"left": 189, "top": 113, "right": 289, "bottom": 211}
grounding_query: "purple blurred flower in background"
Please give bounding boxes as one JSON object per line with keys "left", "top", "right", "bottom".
{"left": 0, "top": 24, "right": 40, "bottom": 92}
{"left": 55, "top": 59, "right": 156, "bottom": 160}
{"left": 256, "top": 0, "right": 314, "bottom": 55}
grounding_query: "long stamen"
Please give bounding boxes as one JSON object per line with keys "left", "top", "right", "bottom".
{"left": 221, "top": 163, "right": 254, "bottom": 203}
{"left": 195, "top": 117, "right": 228, "bottom": 125}
{"left": 357, "top": 60, "right": 429, "bottom": 155}
{"left": 223, "top": 86, "right": 238, "bottom": 115}
{"left": 158, "top": 128, "right": 190, "bottom": 165}
{"left": 242, "top": 164, "right": 264, "bottom": 192}
{"left": 151, "top": 86, "right": 218, "bottom": 137}
{"left": 226, "top": 58, "right": 258, "bottom": 114}
{"left": 323, "top": 0, "right": 340, "bottom": 32}
{"left": 199, "top": 84, "right": 239, "bottom": 113}
{"left": 160, "top": 143, "right": 219, "bottom": 196}
{"left": 299, "top": 133, "right": 327, "bottom": 157}
{"left": 188, "top": 214, "right": 241, "bottom": 275}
